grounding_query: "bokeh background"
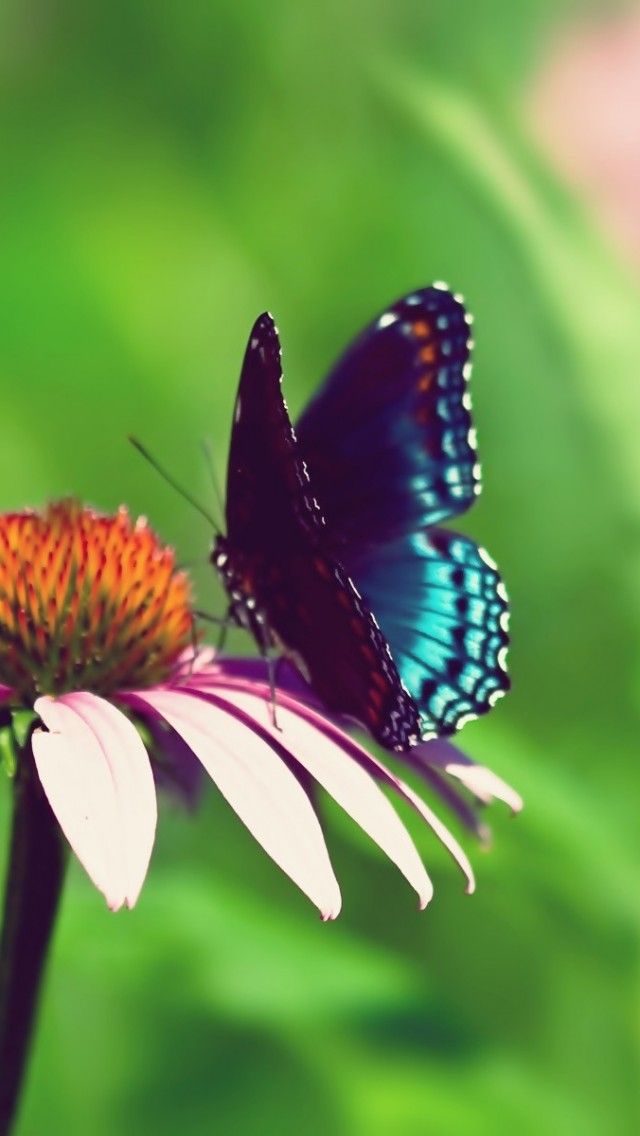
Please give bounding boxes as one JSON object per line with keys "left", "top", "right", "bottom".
{"left": 1, "top": 1, "right": 639, "bottom": 1133}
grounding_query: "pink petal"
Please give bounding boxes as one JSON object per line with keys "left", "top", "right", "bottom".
{"left": 445, "top": 763, "right": 523, "bottom": 814}
{"left": 33, "top": 693, "right": 157, "bottom": 910}
{"left": 130, "top": 688, "right": 341, "bottom": 920}
{"left": 173, "top": 646, "right": 218, "bottom": 676}
{"left": 195, "top": 675, "right": 475, "bottom": 894}
{"left": 410, "top": 737, "right": 523, "bottom": 813}
{"left": 212, "top": 687, "right": 434, "bottom": 909}
{"left": 414, "top": 762, "right": 491, "bottom": 842}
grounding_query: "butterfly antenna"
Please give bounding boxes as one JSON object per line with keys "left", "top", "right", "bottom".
{"left": 129, "top": 435, "right": 220, "bottom": 533}
{"left": 201, "top": 437, "right": 226, "bottom": 524}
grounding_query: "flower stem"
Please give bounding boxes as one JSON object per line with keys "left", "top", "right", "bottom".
{"left": 0, "top": 747, "right": 66, "bottom": 1136}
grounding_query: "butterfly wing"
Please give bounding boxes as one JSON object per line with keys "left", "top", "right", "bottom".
{"left": 257, "top": 544, "right": 421, "bottom": 750}
{"left": 346, "top": 529, "right": 510, "bottom": 737}
{"left": 225, "top": 312, "right": 313, "bottom": 553}
{"left": 222, "top": 313, "right": 420, "bottom": 750}
{"left": 295, "top": 286, "right": 510, "bottom": 736}
{"left": 296, "top": 285, "right": 478, "bottom": 549}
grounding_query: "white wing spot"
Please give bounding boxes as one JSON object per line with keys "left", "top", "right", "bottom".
{"left": 478, "top": 546, "right": 497, "bottom": 570}
{"left": 377, "top": 312, "right": 399, "bottom": 329}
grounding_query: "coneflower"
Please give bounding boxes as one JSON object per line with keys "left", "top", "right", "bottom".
{"left": 0, "top": 499, "right": 520, "bottom": 1135}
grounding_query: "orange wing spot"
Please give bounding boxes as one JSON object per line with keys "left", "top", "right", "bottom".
{"left": 412, "top": 320, "right": 430, "bottom": 338}
{"left": 349, "top": 616, "right": 365, "bottom": 637}
{"left": 417, "top": 373, "right": 433, "bottom": 392}
{"left": 416, "top": 406, "right": 432, "bottom": 425}
{"left": 369, "top": 687, "right": 385, "bottom": 710}
{"left": 361, "top": 644, "right": 377, "bottom": 664}
{"left": 419, "top": 344, "right": 437, "bottom": 364}
{"left": 372, "top": 671, "right": 388, "bottom": 692}
{"left": 314, "top": 557, "right": 331, "bottom": 580}
{"left": 337, "top": 591, "right": 352, "bottom": 609}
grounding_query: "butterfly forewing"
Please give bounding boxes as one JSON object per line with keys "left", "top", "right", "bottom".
{"left": 296, "top": 286, "right": 479, "bottom": 550}
{"left": 225, "top": 313, "right": 314, "bottom": 550}
{"left": 220, "top": 312, "right": 420, "bottom": 750}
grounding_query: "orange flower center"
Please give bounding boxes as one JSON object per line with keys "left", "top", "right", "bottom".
{"left": 0, "top": 500, "right": 194, "bottom": 701}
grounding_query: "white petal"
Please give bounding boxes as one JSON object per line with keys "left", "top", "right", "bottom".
{"left": 197, "top": 676, "right": 475, "bottom": 894}
{"left": 131, "top": 689, "right": 341, "bottom": 919}
{"left": 216, "top": 688, "right": 433, "bottom": 909}
{"left": 33, "top": 693, "right": 157, "bottom": 910}
{"left": 445, "top": 763, "right": 524, "bottom": 813}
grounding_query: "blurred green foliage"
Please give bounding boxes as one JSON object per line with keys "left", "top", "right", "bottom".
{"left": 0, "top": 1, "right": 638, "bottom": 1133}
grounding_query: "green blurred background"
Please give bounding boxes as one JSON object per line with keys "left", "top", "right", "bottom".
{"left": 1, "top": 1, "right": 638, "bottom": 1133}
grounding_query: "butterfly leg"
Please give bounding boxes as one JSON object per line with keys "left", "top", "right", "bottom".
{"left": 195, "top": 608, "right": 233, "bottom": 655}
{"left": 189, "top": 619, "right": 199, "bottom": 676}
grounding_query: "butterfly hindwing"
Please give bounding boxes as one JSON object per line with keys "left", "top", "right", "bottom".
{"left": 296, "top": 286, "right": 479, "bottom": 549}
{"left": 345, "top": 528, "right": 510, "bottom": 736}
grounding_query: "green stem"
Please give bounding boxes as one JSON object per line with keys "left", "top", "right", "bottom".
{"left": 0, "top": 747, "right": 66, "bottom": 1135}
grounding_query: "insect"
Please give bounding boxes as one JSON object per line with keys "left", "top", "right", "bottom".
{"left": 212, "top": 285, "right": 510, "bottom": 751}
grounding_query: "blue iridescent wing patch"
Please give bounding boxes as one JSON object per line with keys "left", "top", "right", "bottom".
{"left": 345, "top": 528, "right": 510, "bottom": 737}
{"left": 296, "top": 286, "right": 479, "bottom": 549}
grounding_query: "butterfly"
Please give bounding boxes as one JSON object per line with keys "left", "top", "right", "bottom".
{"left": 212, "top": 285, "right": 510, "bottom": 751}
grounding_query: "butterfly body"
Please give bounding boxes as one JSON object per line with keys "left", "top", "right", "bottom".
{"left": 215, "top": 290, "right": 509, "bottom": 750}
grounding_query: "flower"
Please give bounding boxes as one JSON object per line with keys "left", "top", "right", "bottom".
{"left": 0, "top": 500, "right": 521, "bottom": 917}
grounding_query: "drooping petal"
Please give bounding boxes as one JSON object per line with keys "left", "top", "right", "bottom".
{"left": 191, "top": 673, "right": 475, "bottom": 894}
{"left": 128, "top": 688, "right": 341, "bottom": 920}
{"left": 444, "top": 762, "right": 523, "bottom": 814}
{"left": 204, "top": 686, "right": 434, "bottom": 909}
{"left": 33, "top": 693, "right": 157, "bottom": 910}
{"left": 411, "top": 737, "right": 523, "bottom": 813}
{"left": 411, "top": 761, "right": 491, "bottom": 842}
{"left": 199, "top": 660, "right": 493, "bottom": 840}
